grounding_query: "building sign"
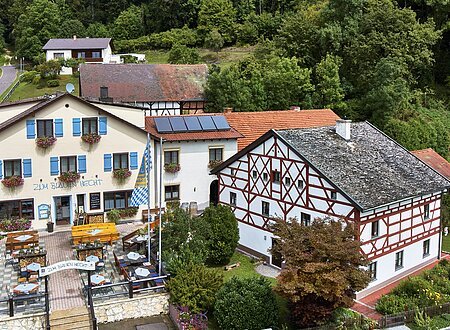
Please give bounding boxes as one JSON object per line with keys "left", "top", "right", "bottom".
{"left": 37, "top": 204, "right": 50, "bottom": 219}
{"left": 90, "top": 192, "right": 101, "bottom": 210}
{"left": 39, "top": 260, "right": 95, "bottom": 276}
{"left": 33, "top": 179, "right": 103, "bottom": 191}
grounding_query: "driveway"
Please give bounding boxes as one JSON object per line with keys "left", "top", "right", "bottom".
{"left": 0, "top": 65, "right": 18, "bottom": 96}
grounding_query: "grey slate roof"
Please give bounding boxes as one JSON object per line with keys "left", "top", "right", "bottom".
{"left": 42, "top": 38, "right": 111, "bottom": 50}
{"left": 276, "top": 122, "right": 450, "bottom": 211}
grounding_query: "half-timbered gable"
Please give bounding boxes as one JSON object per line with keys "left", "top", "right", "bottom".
{"left": 212, "top": 120, "right": 450, "bottom": 297}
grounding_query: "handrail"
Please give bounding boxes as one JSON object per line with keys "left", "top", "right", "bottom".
{"left": 87, "top": 285, "right": 98, "bottom": 329}
{"left": 0, "top": 73, "right": 24, "bottom": 103}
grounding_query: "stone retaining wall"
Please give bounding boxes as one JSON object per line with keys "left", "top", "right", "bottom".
{"left": 94, "top": 293, "right": 169, "bottom": 323}
{"left": 0, "top": 313, "right": 45, "bottom": 330}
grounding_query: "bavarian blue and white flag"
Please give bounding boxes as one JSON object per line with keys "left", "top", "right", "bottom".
{"left": 130, "top": 139, "right": 151, "bottom": 206}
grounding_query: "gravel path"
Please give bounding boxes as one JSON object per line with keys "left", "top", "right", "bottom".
{"left": 0, "top": 65, "right": 17, "bottom": 97}
{"left": 255, "top": 263, "right": 280, "bottom": 278}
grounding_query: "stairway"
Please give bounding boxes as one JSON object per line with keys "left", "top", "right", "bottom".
{"left": 50, "top": 306, "right": 93, "bottom": 330}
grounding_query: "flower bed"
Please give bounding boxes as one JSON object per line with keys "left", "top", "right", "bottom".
{"left": 58, "top": 171, "right": 80, "bottom": 183}
{"left": 0, "top": 218, "right": 32, "bottom": 232}
{"left": 81, "top": 133, "right": 101, "bottom": 144}
{"left": 169, "top": 304, "right": 208, "bottom": 330}
{"left": 1, "top": 176, "right": 24, "bottom": 188}
{"left": 35, "top": 136, "right": 57, "bottom": 148}
{"left": 113, "top": 168, "right": 132, "bottom": 180}
{"left": 376, "top": 260, "right": 450, "bottom": 315}
{"left": 165, "top": 163, "right": 181, "bottom": 173}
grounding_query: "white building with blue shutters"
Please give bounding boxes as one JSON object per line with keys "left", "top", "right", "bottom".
{"left": 0, "top": 93, "right": 149, "bottom": 229}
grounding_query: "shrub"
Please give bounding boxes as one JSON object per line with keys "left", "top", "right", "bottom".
{"left": 149, "top": 27, "right": 199, "bottom": 49}
{"left": 166, "top": 263, "right": 223, "bottom": 313}
{"left": 168, "top": 44, "right": 200, "bottom": 64}
{"left": 106, "top": 209, "right": 121, "bottom": 224}
{"left": 32, "top": 75, "right": 41, "bottom": 85}
{"left": 47, "top": 79, "right": 60, "bottom": 87}
{"left": 21, "top": 71, "right": 39, "bottom": 83}
{"left": 376, "top": 294, "right": 419, "bottom": 315}
{"left": 214, "top": 277, "right": 279, "bottom": 330}
{"left": 107, "top": 208, "right": 138, "bottom": 224}
{"left": 202, "top": 204, "right": 239, "bottom": 265}
{"left": 0, "top": 218, "right": 32, "bottom": 232}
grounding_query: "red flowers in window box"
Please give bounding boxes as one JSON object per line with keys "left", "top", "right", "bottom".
{"left": 81, "top": 133, "right": 101, "bottom": 144}
{"left": 58, "top": 171, "right": 80, "bottom": 183}
{"left": 208, "top": 160, "right": 223, "bottom": 169}
{"left": 1, "top": 176, "right": 24, "bottom": 188}
{"left": 164, "top": 163, "right": 181, "bottom": 173}
{"left": 35, "top": 136, "right": 57, "bottom": 148}
{"left": 113, "top": 168, "right": 132, "bottom": 180}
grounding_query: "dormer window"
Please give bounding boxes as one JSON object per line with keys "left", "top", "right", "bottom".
{"left": 37, "top": 120, "right": 53, "bottom": 138}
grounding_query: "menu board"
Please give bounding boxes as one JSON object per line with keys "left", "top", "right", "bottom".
{"left": 90, "top": 193, "right": 101, "bottom": 210}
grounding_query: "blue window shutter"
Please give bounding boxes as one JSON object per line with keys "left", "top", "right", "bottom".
{"left": 23, "top": 159, "right": 32, "bottom": 178}
{"left": 50, "top": 157, "right": 59, "bottom": 176}
{"left": 26, "top": 120, "right": 36, "bottom": 139}
{"left": 130, "top": 152, "right": 138, "bottom": 170}
{"left": 0, "top": 160, "right": 3, "bottom": 179}
{"left": 55, "top": 118, "right": 63, "bottom": 137}
{"left": 78, "top": 155, "right": 86, "bottom": 173}
{"left": 104, "top": 154, "right": 112, "bottom": 172}
{"left": 72, "top": 118, "right": 81, "bottom": 136}
{"left": 99, "top": 117, "right": 107, "bottom": 135}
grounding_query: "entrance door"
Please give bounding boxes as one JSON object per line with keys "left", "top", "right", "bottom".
{"left": 271, "top": 238, "right": 283, "bottom": 268}
{"left": 76, "top": 194, "right": 85, "bottom": 213}
{"left": 209, "top": 180, "right": 219, "bottom": 206}
{"left": 54, "top": 196, "right": 71, "bottom": 225}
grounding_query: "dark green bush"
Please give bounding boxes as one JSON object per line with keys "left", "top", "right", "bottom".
{"left": 168, "top": 44, "right": 200, "bottom": 64}
{"left": 214, "top": 277, "right": 279, "bottom": 330}
{"left": 21, "top": 71, "right": 39, "bottom": 83}
{"left": 149, "top": 26, "right": 199, "bottom": 49}
{"left": 376, "top": 294, "right": 419, "bottom": 315}
{"left": 166, "top": 263, "right": 223, "bottom": 313}
{"left": 46, "top": 79, "right": 60, "bottom": 87}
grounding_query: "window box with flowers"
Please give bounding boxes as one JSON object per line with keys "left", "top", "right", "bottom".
{"left": 81, "top": 133, "right": 101, "bottom": 144}
{"left": 35, "top": 136, "right": 57, "bottom": 148}
{"left": 1, "top": 176, "right": 24, "bottom": 188}
{"left": 164, "top": 163, "right": 181, "bottom": 173}
{"left": 113, "top": 168, "right": 132, "bottom": 181}
{"left": 208, "top": 160, "right": 223, "bottom": 169}
{"left": 58, "top": 171, "right": 80, "bottom": 183}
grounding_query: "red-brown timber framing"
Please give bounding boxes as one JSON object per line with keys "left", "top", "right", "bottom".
{"left": 213, "top": 129, "right": 444, "bottom": 263}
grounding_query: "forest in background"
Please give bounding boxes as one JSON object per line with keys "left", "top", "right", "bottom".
{"left": 0, "top": 0, "right": 449, "bottom": 159}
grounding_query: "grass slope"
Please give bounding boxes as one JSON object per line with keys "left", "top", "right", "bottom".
{"left": 8, "top": 75, "right": 79, "bottom": 101}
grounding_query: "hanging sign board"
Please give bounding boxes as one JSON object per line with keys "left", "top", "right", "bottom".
{"left": 39, "top": 260, "right": 95, "bottom": 277}
{"left": 38, "top": 204, "right": 50, "bottom": 220}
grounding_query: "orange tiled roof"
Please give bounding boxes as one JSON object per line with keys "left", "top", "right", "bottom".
{"left": 412, "top": 148, "right": 450, "bottom": 179}
{"left": 145, "top": 115, "right": 243, "bottom": 142}
{"left": 224, "top": 109, "right": 340, "bottom": 150}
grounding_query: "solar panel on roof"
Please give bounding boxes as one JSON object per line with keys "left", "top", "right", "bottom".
{"left": 169, "top": 117, "right": 188, "bottom": 132}
{"left": 212, "top": 115, "right": 230, "bottom": 130}
{"left": 184, "top": 116, "right": 202, "bottom": 131}
{"left": 198, "top": 116, "right": 216, "bottom": 131}
{"left": 154, "top": 117, "right": 172, "bottom": 133}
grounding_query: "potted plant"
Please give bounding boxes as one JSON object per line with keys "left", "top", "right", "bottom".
{"left": 164, "top": 163, "right": 181, "bottom": 173}
{"left": 35, "top": 136, "right": 57, "bottom": 148}
{"left": 81, "top": 133, "right": 101, "bottom": 144}
{"left": 58, "top": 171, "right": 80, "bottom": 183}
{"left": 1, "top": 176, "right": 24, "bottom": 188}
{"left": 113, "top": 168, "right": 132, "bottom": 181}
{"left": 208, "top": 159, "right": 223, "bottom": 169}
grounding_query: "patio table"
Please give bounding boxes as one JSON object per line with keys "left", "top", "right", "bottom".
{"left": 90, "top": 274, "right": 105, "bottom": 286}
{"left": 123, "top": 252, "right": 147, "bottom": 266}
{"left": 26, "top": 262, "right": 41, "bottom": 272}
{"left": 13, "top": 283, "right": 39, "bottom": 295}
{"left": 85, "top": 255, "right": 100, "bottom": 263}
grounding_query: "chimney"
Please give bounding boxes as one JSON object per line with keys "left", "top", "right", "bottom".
{"left": 223, "top": 107, "right": 233, "bottom": 114}
{"left": 290, "top": 106, "right": 301, "bottom": 111}
{"left": 73, "top": 35, "right": 77, "bottom": 40}
{"left": 336, "top": 119, "right": 351, "bottom": 140}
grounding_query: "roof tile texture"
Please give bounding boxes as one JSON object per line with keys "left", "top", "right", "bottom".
{"left": 412, "top": 148, "right": 450, "bottom": 179}
{"left": 224, "top": 109, "right": 340, "bottom": 150}
{"left": 80, "top": 64, "right": 208, "bottom": 103}
{"left": 42, "top": 38, "right": 111, "bottom": 50}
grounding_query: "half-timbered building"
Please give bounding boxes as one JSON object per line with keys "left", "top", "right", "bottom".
{"left": 211, "top": 120, "right": 450, "bottom": 298}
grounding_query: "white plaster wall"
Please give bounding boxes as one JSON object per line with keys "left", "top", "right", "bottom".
{"left": 0, "top": 96, "right": 148, "bottom": 229}
{"left": 238, "top": 221, "right": 273, "bottom": 257}
{"left": 161, "top": 139, "right": 237, "bottom": 210}
{"left": 91, "top": 103, "right": 145, "bottom": 128}
{"left": 102, "top": 45, "right": 112, "bottom": 63}
{"left": 45, "top": 50, "right": 73, "bottom": 75}
{"left": 0, "top": 102, "right": 42, "bottom": 124}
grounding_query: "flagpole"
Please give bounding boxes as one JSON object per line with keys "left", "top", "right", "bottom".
{"left": 158, "top": 136, "right": 163, "bottom": 275}
{"left": 146, "top": 132, "right": 151, "bottom": 263}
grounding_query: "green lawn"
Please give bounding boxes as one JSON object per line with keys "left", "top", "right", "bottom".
{"left": 145, "top": 46, "right": 254, "bottom": 67}
{"left": 442, "top": 234, "right": 450, "bottom": 252}
{"left": 8, "top": 75, "right": 79, "bottom": 101}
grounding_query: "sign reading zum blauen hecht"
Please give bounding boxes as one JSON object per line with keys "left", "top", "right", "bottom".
{"left": 39, "top": 260, "right": 95, "bottom": 277}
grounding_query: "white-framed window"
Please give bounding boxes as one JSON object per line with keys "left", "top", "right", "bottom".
{"left": 92, "top": 51, "right": 101, "bottom": 58}
{"left": 368, "top": 261, "right": 377, "bottom": 281}
{"left": 395, "top": 251, "right": 404, "bottom": 270}
{"left": 60, "top": 156, "right": 77, "bottom": 174}
{"left": 262, "top": 201, "right": 270, "bottom": 217}
{"left": 301, "top": 212, "right": 311, "bottom": 226}
{"left": 37, "top": 119, "right": 54, "bottom": 138}
{"left": 230, "top": 192, "right": 237, "bottom": 206}
{"left": 165, "top": 185, "right": 180, "bottom": 201}
{"left": 424, "top": 204, "right": 430, "bottom": 219}
{"left": 82, "top": 117, "right": 98, "bottom": 135}
{"left": 113, "top": 153, "right": 129, "bottom": 170}
{"left": 4, "top": 159, "right": 22, "bottom": 178}
{"left": 423, "top": 239, "right": 430, "bottom": 257}
{"left": 371, "top": 220, "right": 379, "bottom": 238}
{"left": 53, "top": 53, "right": 64, "bottom": 59}
{"left": 77, "top": 52, "right": 86, "bottom": 59}
{"left": 164, "top": 150, "right": 179, "bottom": 165}
{"left": 209, "top": 148, "right": 223, "bottom": 162}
